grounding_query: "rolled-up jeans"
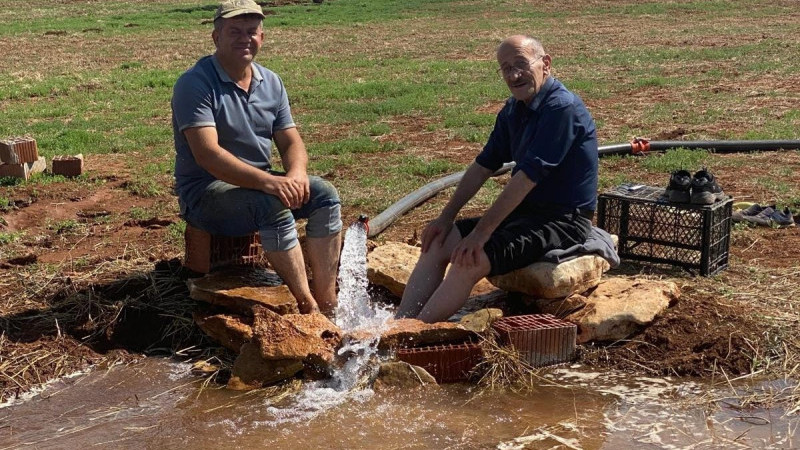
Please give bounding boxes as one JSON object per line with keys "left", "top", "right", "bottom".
{"left": 181, "top": 176, "right": 342, "bottom": 252}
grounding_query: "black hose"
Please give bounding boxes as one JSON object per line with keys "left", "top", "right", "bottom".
{"left": 367, "top": 162, "right": 515, "bottom": 237}
{"left": 367, "top": 140, "right": 800, "bottom": 237}
{"left": 598, "top": 139, "right": 800, "bottom": 156}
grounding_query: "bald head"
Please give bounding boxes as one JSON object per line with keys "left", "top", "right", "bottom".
{"left": 497, "top": 35, "right": 545, "bottom": 60}
{"left": 495, "top": 35, "right": 551, "bottom": 104}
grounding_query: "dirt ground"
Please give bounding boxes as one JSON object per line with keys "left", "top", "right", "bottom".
{"left": 1, "top": 0, "right": 799, "bottom": 401}
{"left": 2, "top": 147, "right": 799, "bottom": 402}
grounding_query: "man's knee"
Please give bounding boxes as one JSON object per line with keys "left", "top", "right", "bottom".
{"left": 446, "top": 255, "right": 491, "bottom": 284}
{"left": 259, "top": 208, "right": 299, "bottom": 252}
{"left": 306, "top": 178, "right": 342, "bottom": 238}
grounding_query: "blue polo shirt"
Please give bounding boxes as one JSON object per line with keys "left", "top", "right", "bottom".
{"left": 476, "top": 77, "right": 598, "bottom": 212}
{"left": 171, "top": 55, "right": 296, "bottom": 211}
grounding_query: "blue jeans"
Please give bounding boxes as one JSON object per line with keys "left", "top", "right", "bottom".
{"left": 182, "top": 175, "right": 342, "bottom": 252}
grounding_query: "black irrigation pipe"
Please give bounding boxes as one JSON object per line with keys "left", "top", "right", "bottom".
{"left": 365, "top": 139, "right": 800, "bottom": 238}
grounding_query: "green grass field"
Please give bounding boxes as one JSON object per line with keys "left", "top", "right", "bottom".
{"left": 2, "top": 0, "right": 798, "bottom": 212}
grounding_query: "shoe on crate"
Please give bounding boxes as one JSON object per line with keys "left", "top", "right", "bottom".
{"left": 665, "top": 169, "right": 691, "bottom": 203}
{"left": 690, "top": 169, "right": 725, "bottom": 205}
{"left": 731, "top": 203, "right": 765, "bottom": 223}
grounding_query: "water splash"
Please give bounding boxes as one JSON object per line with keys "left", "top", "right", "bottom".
{"left": 262, "top": 220, "right": 392, "bottom": 425}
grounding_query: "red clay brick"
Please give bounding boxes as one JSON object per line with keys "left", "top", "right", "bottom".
{"left": 396, "top": 342, "right": 483, "bottom": 383}
{"left": 184, "top": 223, "right": 264, "bottom": 273}
{"left": 0, "top": 137, "right": 39, "bottom": 164}
{"left": 52, "top": 154, "right": 84, "bottom": 177}
{"left": 0, "top": 157, "right": 46, "bottom": 180}
{"left": 492, "top": 314, "right": 577, "bottom": 368}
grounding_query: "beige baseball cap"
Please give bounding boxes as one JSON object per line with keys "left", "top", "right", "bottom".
{"left": 213, "top": 0, "right": 265, "bottom": 21}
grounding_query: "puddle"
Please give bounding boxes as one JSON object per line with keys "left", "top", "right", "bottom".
{"left": 2, "top": 222, "right": 795, "bottom": 449}
{"left": 0, "top": 358, "right": 795, "bottom": 449}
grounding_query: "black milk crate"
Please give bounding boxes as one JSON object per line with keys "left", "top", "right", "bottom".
{"left": 597, "top": 185, "right": 732, "bottom": 276}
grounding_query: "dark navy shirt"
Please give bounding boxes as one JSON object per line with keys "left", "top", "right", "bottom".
{"left": 476, "top": 77, "right": 598, "bottom": 212}
{"left": 172, "top": 55, "right": 295, "bottom": 211}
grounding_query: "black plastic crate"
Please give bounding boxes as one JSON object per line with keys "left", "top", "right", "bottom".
{"left": 597, "top": 185, "right": 732, "bottom": 276}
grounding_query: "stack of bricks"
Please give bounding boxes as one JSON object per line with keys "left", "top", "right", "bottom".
{"left": 0, "top": 137, "right": 45, "bottom": 180}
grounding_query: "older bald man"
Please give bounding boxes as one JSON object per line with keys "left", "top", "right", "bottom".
{"left": 396, "top": 35, "right": 598, "bottom": 322}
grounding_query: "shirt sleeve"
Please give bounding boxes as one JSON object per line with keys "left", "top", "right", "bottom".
{"left": 475, "top": 105, "right": 512, "bottom": 171}
{"left": 172, "top": 72, "right": 216, "bottom": 133}
{"left": 272, "top": 75, "right": 295, "bottom": 131}
{"left": 516, "top": 100, "right": 578, "bottom": 184}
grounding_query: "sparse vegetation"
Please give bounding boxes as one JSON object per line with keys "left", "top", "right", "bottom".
{"left": 0, "top": 0, "right": 798, "bottom": 435}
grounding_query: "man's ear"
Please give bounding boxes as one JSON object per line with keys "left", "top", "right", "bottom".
{"left": 542, "top": 54, "right": 552, "bottom": 75}
{"left": 212, "top": 29, "right": 219, "bottom": 47}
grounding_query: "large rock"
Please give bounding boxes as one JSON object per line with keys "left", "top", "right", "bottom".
{"left": 187, "top": 268, "right": 299, "bottom": 316}
{"left": 566, "top": 277, "right": 679, "bottom": 343}
{"left": 367, "top": 242, "right": 419, "bottom": 297}
{"left": 367, "top": 241, "right": 504, "bottom": 301}
{"left": 281, "top": 312, "right": 343, "bottom": 372}
{"left": 251, "top": 307, "right": 341, "bottom": 367}
{"left": 488, "top": 254, "right": 611, "bottom": 299}
{"left": 228, "top": 342, "right": 303, "bottom": 391}
{"left": 193, "top": 312, "right": 253, "bottom": 352}
{"left": 375, "top": 318, "right": 474, "bottom": 349}
{"left": 372, "top": 362, "right": 437, "bottom": 391}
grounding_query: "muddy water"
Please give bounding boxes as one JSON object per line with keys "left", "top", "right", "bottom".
{"left": 4, "top": 226, "right": 794, "bottom": 449}
{"left": 1, "top": 358, "right": 794, "bottom": 449}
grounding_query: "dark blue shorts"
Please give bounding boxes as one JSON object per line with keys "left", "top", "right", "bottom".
{"left": 456, "top": 207, "right": 592, "bottom": 277}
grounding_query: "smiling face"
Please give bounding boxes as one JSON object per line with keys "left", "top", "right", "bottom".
{"left": 212, "top": 15, "right": 264, "bottom": 69}
{"left": 496, "top": 36, "right": 551, "bottom": 104}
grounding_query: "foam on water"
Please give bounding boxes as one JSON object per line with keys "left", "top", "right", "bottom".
{"left": 260, "top": 221, "right": 392, "bottom": 425}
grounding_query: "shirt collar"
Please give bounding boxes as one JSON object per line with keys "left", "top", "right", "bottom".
{"left": 513, "top": 76, "right": 555, "bottom": 113}
{"left": 210, "top": 55, "right": 263, "bottom": 85}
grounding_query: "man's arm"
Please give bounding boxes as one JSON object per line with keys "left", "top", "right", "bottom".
{"left": 451, "top": 170, "right": 536, "bottom": 267}
{"left": 183, "top": 126, "right": 306, "bottom": 209}
{"left": 421, "top": 162, "right": 494, "bottom": 252}
{"left": 273, "top": 127, "right": 310, "bottom": 206}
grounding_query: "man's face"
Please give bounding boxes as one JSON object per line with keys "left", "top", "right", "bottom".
{"left": 213, "top": 16, "right": 264, "bottom": 65}
{"left": 496, "top": 42, "right": 551, "bottom": 104}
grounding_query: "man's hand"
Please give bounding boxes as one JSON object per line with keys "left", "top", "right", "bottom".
{"left": 285, "top": 170, "right": 310, "bottom": 206}
{"left": 450, "top": 230, "right": 489, "bottom": 268}
{"left": 421, "top": 216, "right": 453, "bottom": 253}
{"left": 262, "top": 172, "right": 308, "bottom": 209}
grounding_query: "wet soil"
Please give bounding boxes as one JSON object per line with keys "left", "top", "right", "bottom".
{"left": 2, "top": 149, "right": 799, "bottom": 401}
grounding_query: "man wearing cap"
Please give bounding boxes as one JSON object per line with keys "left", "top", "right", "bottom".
{"left": 172, "top": 0, "right": 342, "bottom": 315}
{"left": 396, "top": 35, "right": 598, "bottom": 322}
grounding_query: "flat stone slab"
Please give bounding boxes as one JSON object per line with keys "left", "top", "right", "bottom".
{"left": 375, "top": 318, "right": 474, "bottom": 349}
{"left": 187, "top": 268, "right": 299, "bottom": 316}
{"left": 566, "top": 277, "right": 680, "bottom": 343}
{"left": 193, "top": 312, "right": 253, "bottom": 352}
{"left": 458, "top": 308, "right": 503, "bottom": 334}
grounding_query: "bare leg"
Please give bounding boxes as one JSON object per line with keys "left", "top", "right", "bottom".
{"left": 416, "top": 251, "right": 491, "bottom": 323}
{"left": 306, "top": 232, "right": 341, "bottom": 315}
{"left": 396, "top": 228, "right": 462, "bottom": 318}
{"left": 264, "top": 244, "right": 319, "bottom": 314}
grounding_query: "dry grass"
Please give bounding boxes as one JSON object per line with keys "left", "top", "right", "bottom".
{"left": 0, "top": 254, "right": 225, "bottom": 403}
{"left": 471, "top": 332, "right": 539, "bottom": 391}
